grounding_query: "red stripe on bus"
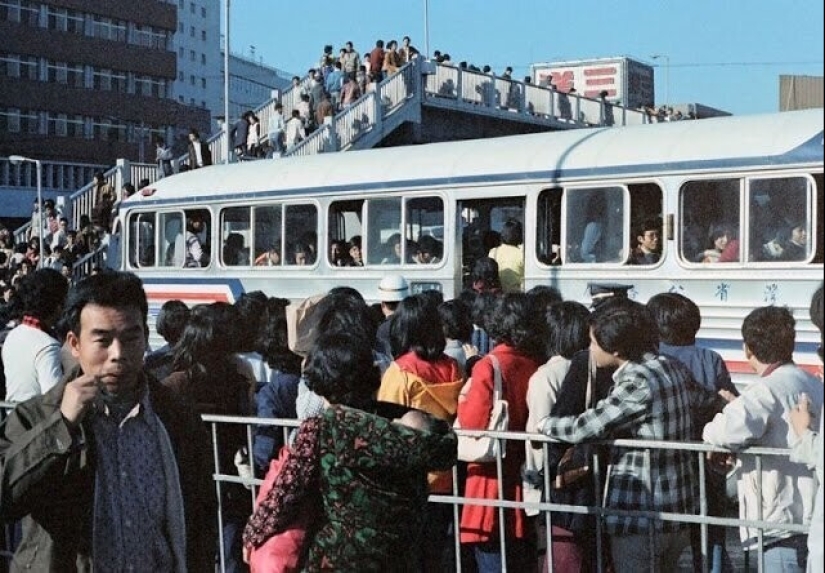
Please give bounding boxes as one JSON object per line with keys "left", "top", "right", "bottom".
{"left": 726, "top": 360, "right": 822, "bottom": 377}
{"left": 146, "top": 292, "right": 229, "bottom": 302}
{"left": 583, "top": 67, "right": 617, "bottom": 76}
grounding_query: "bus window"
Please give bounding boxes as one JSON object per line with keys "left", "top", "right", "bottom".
{"left": 815, "top": 173, "right": 824, "bottom": 264}
{"left": 221, "top": 207, "right": 251, "bottom": 266}
{"left": 406, "top": 196, "right": 444, "bottom": 265}
{"left": 128, "top": 212, "right": 155, "bottom": 268}
{"left": 253, "top": 205, "right": 282, "bottom": 266}
{"left": 628, "top": 183, "right": 663, "bottom": 266}
{"left": 328, "top": 200, "right": 364, "bottom": 267}
{"left": 183, "top": 210, "right": 210, "bottom": 268}
{"left": 748, "top": 176, "right": 811, "bottom": 263}
{"left": 536, "top": 188, "right": 562, "bottom": 265}
{"left": 565, "top": 187, "right": 625, "bottom": 263}
{"left": 160, "top": 212, "right": 184, "bottom": 267}
{"left": 458, "top": 197, "right": 525, "bottom": 288}
{"left": 680, "top": 179, "right": 740, "bottom": 264}
{"left": 367, "top": 197, "right": 402, "bottom": 265}
{"left": 284, "top": 204, "right": 318, "bottom": 266}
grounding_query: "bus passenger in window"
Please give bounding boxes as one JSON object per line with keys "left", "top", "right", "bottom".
{"left": 699, "top": 226, "right": 732, "bottom": 263}
{"left": 381, "top": 233, "right": 403, "bottom": 264}
{"left": 628, "top": 221, "right": 661, "bottom": 265}
{"left": 292, "top": 242, "right": 313, "bottom": 266}
{"left": 223, "top": 233, "right": 248, "bottom": 266}
{"left": 329, "top": 239, "right": 351, "bottom": 267}
{"left": 348, "top": 236, "right": 363, "bottom": 266}
{"left": 782, "top": 222, "right": 808, "bottom": 261}
{"left": 579, "top": 201, "right": 607, "bottom": 263}
{"left": 414, "top": 235, "right": 442, "bottom": 265}
{"left": 488, "top": 219, "right": 524, "bottom": 292}
{"left": 185, "top": 216, "right": 207, "bottom": 267}
{"left": 254, "top": 244, "right": 281, "bottom": 266}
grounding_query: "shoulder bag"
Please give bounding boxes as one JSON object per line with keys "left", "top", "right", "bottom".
{"left": 553, "top": 355, "right": 595, "bottom": 490}
{"left": 454, "top": 354, "right": 509, "bottom": 463}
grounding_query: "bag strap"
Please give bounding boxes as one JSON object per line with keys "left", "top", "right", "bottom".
{"left": 488, "top": 354, "right": 503, "bottom": 401}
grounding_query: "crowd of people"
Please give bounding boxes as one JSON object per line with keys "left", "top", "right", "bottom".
{"left": 0, "top": 261, "right": 821, "bottom": 572}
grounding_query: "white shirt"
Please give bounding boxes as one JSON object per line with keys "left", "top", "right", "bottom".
{"left": 3, "top": 323, "right": 63, "bottom": 402}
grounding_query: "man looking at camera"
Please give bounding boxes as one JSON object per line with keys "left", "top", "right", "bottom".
{"left": 0, "top": 271, "right": 215, "bottom": 572}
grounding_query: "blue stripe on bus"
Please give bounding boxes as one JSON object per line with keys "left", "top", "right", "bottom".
{"left": 133, "top": 132, "right": 824, "bottom": 208}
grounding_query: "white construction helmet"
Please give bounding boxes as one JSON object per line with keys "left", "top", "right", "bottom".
{"left": 377, "top": 275, "right": 410, "bottom": 302}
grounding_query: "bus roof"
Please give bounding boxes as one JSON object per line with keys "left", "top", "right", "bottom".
{"left": 134, "top": 109, "right": 823, "bottom": 205}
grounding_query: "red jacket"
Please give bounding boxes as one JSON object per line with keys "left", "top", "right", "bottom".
{"left": 456, "top": 344, "right": 539, "bottom": 543}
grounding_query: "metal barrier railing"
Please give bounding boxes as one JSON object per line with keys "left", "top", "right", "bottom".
{"left": 1, "top": 401, "right": 810, "bottom": 572}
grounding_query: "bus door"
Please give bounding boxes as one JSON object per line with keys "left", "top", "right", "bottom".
{"left": 457, "top": 197, "right": 526, "bottom": 290}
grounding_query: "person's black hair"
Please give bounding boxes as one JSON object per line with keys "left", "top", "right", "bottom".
{"left": 470, "top": 257, "right": 500, "bottom": 291}
{"left": 303, "top": 332, "right": 379, "bottom": 410}
{"left": 742, "top": 306, "right": 796, "bottom": 364}
{"left": 234, "top": 291, "right": 268, "bottom": 352}
{"left": 590, "top": 298, "right": 658, "bottom": 362}
{"left": 636, "top": 219, "right": 659, "bottom": 238}
{"left": 390, "top": 294, "right": 445, "bottom": 360}
{"left": 156, "top": 300, "right": 190, "bottom": 345}
{"left": 417, "top": 235, "right": 441, "bottom": 257}
{"left": 258, "top": 297, "right": 302, "bottom": 374}
{"left": 546, "top": 301, "right": 591, "bottom": 359}
{"left": 316, "top": 291, "right": 377, "bottom": 344}
{"left": 13, "top": 268, "right": 69, "bottom": 322}
{"left": 327, "top": 286, "right": 364, "bottom": 303}
{"left": 646, "top": 292, "right": 701, "bottom": 346}
{"left": 376, "top": 39, "right": 384, "bottom": 48}
{"left": 62, "top": 270, "right": 147, "bottom": 336}
{"left": 471, "top": 290, "right": 497, "bottom": 329}
{"left": 527, "top": 284, "right": 563, "bottom": 313}
{"left": 485, "top": 292, "right": 544, "bottom": 358}
{"left": 420, "top": 289, "right": 444, "bottom": 308}
{"left": 438, "top": 299, "right": 473, "bottom": 342}
{"left": 501, "top": 219, "right": 524, "bottom": 247}
{"left": 708, "top": 225, "right": 731, "bottom": 244}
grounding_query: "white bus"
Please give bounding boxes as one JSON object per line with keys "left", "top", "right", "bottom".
{"left": 113, "top": 108, "right": 824, "bottom": 383}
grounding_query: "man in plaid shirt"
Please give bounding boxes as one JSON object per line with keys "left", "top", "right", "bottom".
{"left": 537, "top": 298, "right": 708, "bottom": 572}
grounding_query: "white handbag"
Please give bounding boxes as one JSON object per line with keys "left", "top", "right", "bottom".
{"left": 454, "top": 354, "right": 509, "bottom": 463}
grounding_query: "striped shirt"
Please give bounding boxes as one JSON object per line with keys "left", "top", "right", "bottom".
{"left": 537, "top": 352, "right": 699, "bottom": 534}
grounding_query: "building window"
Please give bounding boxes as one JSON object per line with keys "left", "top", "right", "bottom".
{"left": 190, "top": 50, "right": 195, "bottom": 62}
{"left": 47, "top": 6, "right": 84, "bottom": 35}
{"left": 190, "top": 74, "right": 195, "bottom": 85}
{"left": 190, "top": 2, "right": 195, "bottom": 14}
{"left": 91, "top": 15, "right": 127, "bottom": 42}
{"left": 178, "top": 47, "right": 184, "bottom": 58}
{"left": 201, "top": 53, "right": 206, "bottom": 65}
{"left": 201, "top": 30, "right": 206, "bottom": 41}
{"left": 200, "top": 77, "right": 206, "bottom": 89}
{"left": 201, "top": 6, "right": 206, "bottom": 17}
{"left": 190, "top": 25, "right": 195, "bottom": 38}
{"left": 178, "top": 22, "right": 184, "bottom": 33}
{"left": 178, "top": 71, "right": 184, "bottom": 81}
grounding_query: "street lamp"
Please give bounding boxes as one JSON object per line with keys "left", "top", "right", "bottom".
{"left": 223, "top": 0, "right": 231, "bottom": 164}
{"left": 9, "top": 154, "right": 44, "bottom": 268}
{"left": 423, "top": 0, "right": 430, "bottom": 59}
{"left": 650, "top": 54, "right": 670, "bottom": 112}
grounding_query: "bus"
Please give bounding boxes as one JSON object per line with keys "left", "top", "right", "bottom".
{"left": 113, "top": 108, "right": 824, "bottom": 384}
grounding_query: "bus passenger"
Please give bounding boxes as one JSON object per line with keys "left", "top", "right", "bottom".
{"left": 347, "top": 236, "right": 363, "bottom": 266}
{"left": 222, "top": 233, "right": 248, "bottom": 266}
{"left": 488, "top": 219, "right": 524, "bottom": 292}
{"left": 254, "top": 244, "right": 281, "bottom": 266}
{"left": 291, "top": 242, "right": 313, "bottom": 266}
{"left": 699, "top": 226, "right": 732, "bottom": 263}
{"left": 329, "top": 239, "right": 350, "bottom": 266}
{"left": 184, "top": 215, "right": 208, "bottom": 268}
{"left": 414, "top": 235, "right": 442, "bottom": 264}
{"left": 628, "top": 221, "right": 661, "bottom": 265}
{"left": 782, "top": 221, "right": 808, "bottom": 261}
{"left": 381, "top": 233, "right": 402, "bottom": 264}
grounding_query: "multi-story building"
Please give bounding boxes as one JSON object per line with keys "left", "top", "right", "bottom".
{"left": 0, "top": 0, "right": 211, "bottom": 167}
{"left": 171, "top": 0, "right": 221, "bottom": 127}
{"left": 221, "top": 48, "right": 291, "bottom": 126}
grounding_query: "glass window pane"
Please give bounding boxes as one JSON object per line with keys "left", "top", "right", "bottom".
{"left": 221, "top": 207, "right": 251, "bottom": 266}
{"left": 284, "top": 204, "right": 318, "bottom": 266}
{"left": 368, "top": 197, "right": 402, "bottom": 265}
{"left": 183, "top": 210, "right": 209, "bottom": 267}
{"left": 328, "top": 200, "right": 363, "bottom": 267}
{"left": 565, "top": 187, "right": 625, "bottom": 263}
{"left": 253, "top": 205, "right": 282, "bottom": 266}
{"left": 748, "top": 177, "right": 810, "bottom": 262}
{"left": 405, "top": 196, "right": 444, "bottom": 265}
{"left": 159, "top": 212, "right": 184, "bottom": 267}
{"left": 680, "top": 179, "right": 740, "bottom": 263}
{"left": 128, "top": 213, "right": 155, "bottom": 267}
{"left": 537, "top": 188, "right": 563, "bottom": 265}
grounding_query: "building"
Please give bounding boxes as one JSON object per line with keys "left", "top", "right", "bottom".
{"left": 0, "top": 0, "right": 211, "bottom": 167}
{"left": 220, "top": 48, "right": 292, "bottom": 127}
{"left": 171, "top": 0, "right": 222, "bottom": 128}
{"left": 779, "top": 75, "right": 824, "bottom": 111}
{"left": 531, "top": 56, "right": 655, "bottom": 110}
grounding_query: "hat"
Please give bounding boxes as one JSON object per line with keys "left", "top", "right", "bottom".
{"left": 588, "top": 282, "right": 632, "bottom": 308}
{"left": 377, "top": 275, "right": 409, "bottom": 302}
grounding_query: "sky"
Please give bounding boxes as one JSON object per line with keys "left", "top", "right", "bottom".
{"left": 223, "top": 0, "right": 824, "bottom": 116}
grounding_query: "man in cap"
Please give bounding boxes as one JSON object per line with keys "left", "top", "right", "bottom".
{"left": 375, "top": 275, "right": 409, "bottom": 357}
{"left": 588, "top": 282, "right": 632, "bottom": 309}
